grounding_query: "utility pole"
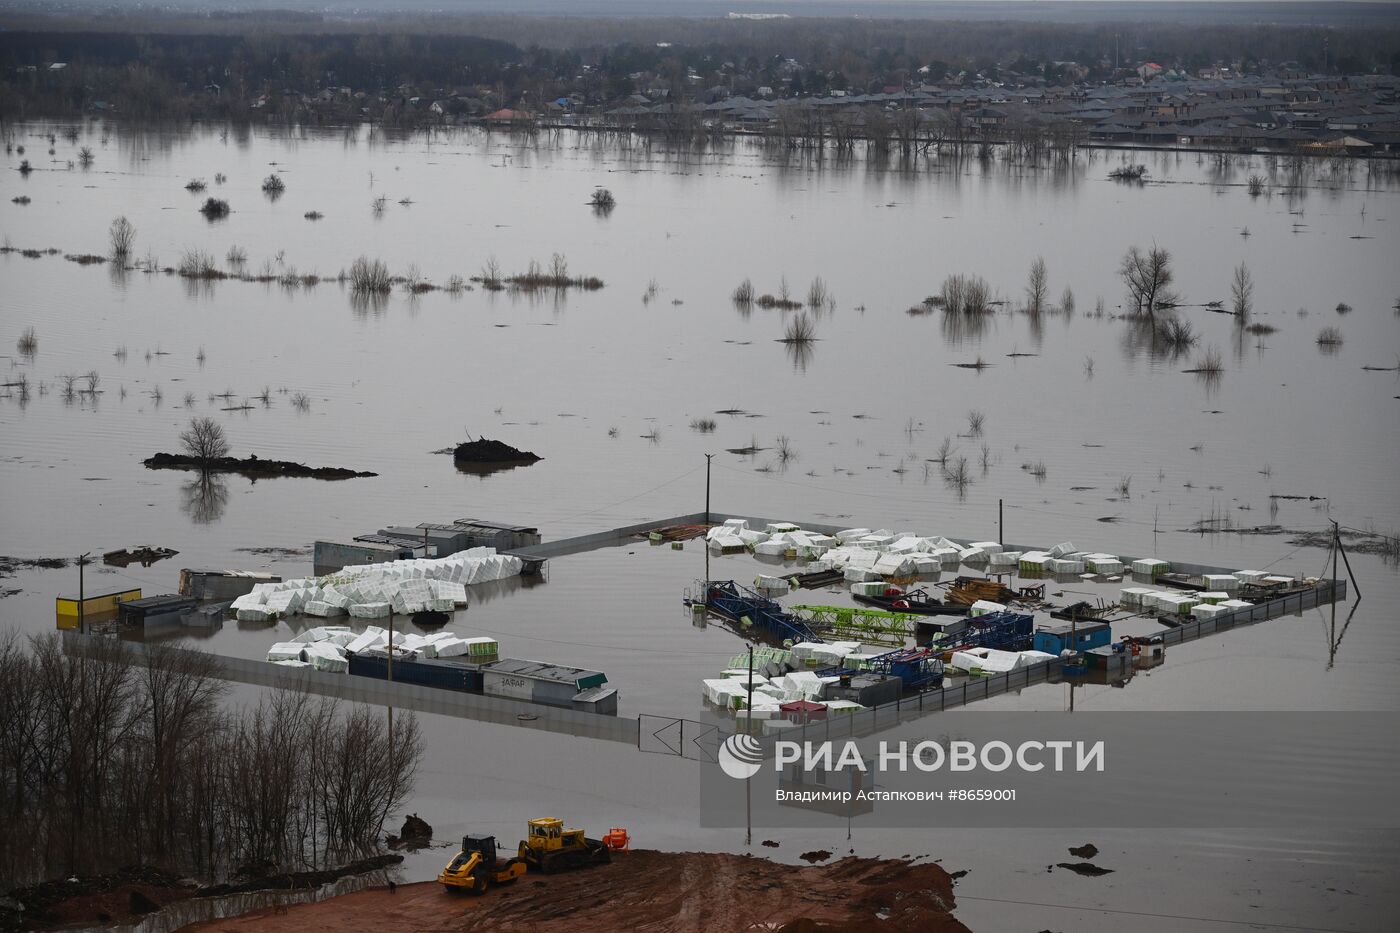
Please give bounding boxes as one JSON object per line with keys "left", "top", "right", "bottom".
{"left": 746, "top": 642, "right": 754, "bottom": 847}
{"left": 1332, "top": 520, "right": 1360, "bottom": 603}
{"left": 998, "top": 498, "right": 1004, "bottom": 547}
{"left": 77, "top": 552, "right": 91, "bottom": 635}
{"left": 705, "top": 453, "right": 714, "bottom": 525}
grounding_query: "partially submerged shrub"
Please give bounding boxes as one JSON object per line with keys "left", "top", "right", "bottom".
{"left": 940, "top": 274, "right": 991, "bottom": 315}
{"left": 1317, "top": 326, "right": 1344, "bottom": 347}
{"left": 732, "top": 279, "right": 755, "bottom": 306}
{"left": 1156, "top": 315, "right": 1197, "bottom": 350}
{"left": 349, "top": 256, "right": 392, "bottom": 294}
{"left": 177, "top": 249, "right": 224, "bottom": 279}
{"left": 17, "top": 326, "right": 37, "bottom": 358}
{"left": 589, "top": 188, "right": 615, "bottom": 212}
{"left": 262, "top": 173, "right": 286, "bottom": 195}
{"left": 185, "top": 178, "right": 207, "bottom": 192}
{"left": 690, "top": 418, "right": 717, "bottom": 433}
{"left": 780, "top": 312, "right": 817, "bottom": 344}
{"left": 109, "top": 215, "right": 136, "bottom": 259}
{"left": 199, "top": 197, "right": 230, "bottom": 219}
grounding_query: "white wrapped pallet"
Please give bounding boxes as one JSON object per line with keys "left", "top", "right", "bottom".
{"left": 430, "top": 580, "right": 469, "bottom": 606}
{"left": 873, "top": 553, "right": 915, "bottom": 576}
{"left": 266, "top": 642, "right": 304, "bottom": 662}
{"left": 273, "top": 659, "right": 311, "bottom": 668}
{"left": 969, "top": 599, "right": 1006, "bottom": 617}
{"left": 835, "top": 528, "right": 871, "bottom": 543}
{"left": 843, "top": 567, "right": 880, "bottom": 583}
{"left": 1198, "top": 591, "right": 1230, "bottom": 605}
{"left": 913, "top": 556, "right": 941, "bottom": 575}
{"left": 931, "top": 547, "right": 962, "bottom": 566}
{"left": 723, "top": 518, "right": 749, "bottom": 531}
{"left": 1086, "top": 555, "right": 1125, "bottom": 574}
{"left": 709, "top": 535, "right": 747, "bottom": 554}
{"left": 789, "top": 642, "right": 826, "bottom": 665}
{"left": 806, "top": 534, "right": 838, "bottom": 548}
{"left": 1049, "top": 541, "right": 1076, "bottom": 558}
{"left": 1019, "top": 551, "right": 1051, "bottom": 572}
{"left": 1233, "top": 570, "right": 1267, "bottom": 584}
{"left": 1193, "top": 603, "right": 1228, "bottom": 621}
{"left": 1049, "top": 559, "right": 1086, "bottom": 574}
{"left": 304, "top": 601, "right": 346, "bottom": 618}
{"left": 959, "top": 547, "right": 988, "bottom": 564}
{"left": 737, "top": 528, "right": 770, "bottom": 545}
{"left": 850, "top": 581, "right": 893, "bottom": 597}
{"left": 1220, "top": 599, "right": 1252, "bottom": 610}
{"left": 754, "top": 574, "right": 793, "bottom": 593}
{"left": 1203, "top": 574, "right": 1240, "bottom": 593}
{"left": 860, "top": 532, "right": 898, "bottom": 547}
{"left": 1119, "top": 587, "right": 1153, "bottom": 608}
{"left": 765, "top": 521, "right": 800, "bottom": 534}
{"left": 1132, "top": 558, "right": 1170, "bottom": 576}
{"left": 988, "top": 552, "right": 1018, "bottom": 570}
{"left": 304, "top": 642, "right": 348, "bottom": 673}
{"left": 969, "top": 541, "right": 1002, "bottom": 555}
{"left": 888, "top": 536, "right": 923, "bottom": 554}
{"left": 823, "top": 700, "right": 864, "bottom": 715}
{"left": 345, "top": 627, "right": 388, "bottom": 654}
{"left": 753, "top": 540, "right": 789, "bottom": 557}
{"left": 349, "top": 602, "right": 391, "bottom": 619}
{"left": 229, "top": 592, "right": 264, "bottom": 612}
{"left": 264, "top": 591, "right": 296, "bottom": 615}
{"left": 237, "top": 607, "right": 273, "bottom": 622}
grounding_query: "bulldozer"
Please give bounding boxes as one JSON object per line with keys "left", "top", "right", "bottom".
{"left": 438, "top": 834, "right": 527, "bottom": 894}
{"left": 515, "top": 817, "right": 612, "bottom": 874}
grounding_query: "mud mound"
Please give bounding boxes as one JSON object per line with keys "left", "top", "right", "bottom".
{"left": 185, "top": 850, "right": 969, "bottom": 933}
{"left": 452, "top": 438, "right": 541, "bottom": 464}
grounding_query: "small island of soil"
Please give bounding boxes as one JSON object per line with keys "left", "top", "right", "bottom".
{"left": 143, "top": 452, "right": 377, "bottom": 480}
{"left": 452, "top": 437, "right": 542, "bottom": 465}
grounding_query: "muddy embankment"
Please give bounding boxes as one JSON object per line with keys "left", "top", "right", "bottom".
{"left": 187, "top": 850, "right": 970, "bottom": 933}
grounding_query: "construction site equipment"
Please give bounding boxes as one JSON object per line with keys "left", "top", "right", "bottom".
{"left": 945, "top": 578, "right": 1016, "bottom": 606}
{"left": 601, "top": 827, "right": 631, "bottom": 851}
{"left": 789, "top": 604, "right": 919, "bottom": 646}
{"left": 816, "top": 647, "right": 945, "bottom": 693}
{"left": 516, "top": 818, "right": 612, "bottom": 874}
{"left": 945, "top": 611, "right": 1035, "bottom": 653}
{"left": 697, "top": 580, "right": 818, "bottom": 644}
{"left": 849, "top": 587, "right": 966, "bottom": 616}
{"left": 439, "top": 834, "right": 527, "bottom": 894}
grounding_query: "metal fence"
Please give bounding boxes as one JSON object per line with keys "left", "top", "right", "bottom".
{"left": 637, "top": 713, "right": 723, "bottom": 762}
{"left": 755, "top": 577, "right": 1347, "bottom": 750}
{"left": 60, "top": 632, "right": 639, "bottom": 746}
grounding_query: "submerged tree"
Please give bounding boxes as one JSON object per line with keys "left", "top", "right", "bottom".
{"left": 1026, "top": 256, "right": 1048, "bottom": 314}
{"left": 108, "top": 216, "right": 136, "bottom": 260}
{"left": 179, "top": 416, "right": 229, "bottom": 471}
{"left": 1231, "top": 262, "right": 1254, "bottom": 319}
{"left": 1119, "top": 245, "right": 1178, "bottom": 317}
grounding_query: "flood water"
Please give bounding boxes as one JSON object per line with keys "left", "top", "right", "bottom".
{"left": 3, "top": 122, "right": 1399, "bottom": 931}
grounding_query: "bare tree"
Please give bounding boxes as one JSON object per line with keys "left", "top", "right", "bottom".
{"left": 1231, "top": 262, "right": 1254, "bottom": 319}
{"left": 1119, "top": 245, "right": 1179, "bottom": 317}
{"left": 179, "top": 417, "right": 229, "bottom": 471}
{"left": 109, "top": 216, "right": 136, "bottom": 260}
{"left": 1026, "top": 256, "right": 1048, "bottom": 314}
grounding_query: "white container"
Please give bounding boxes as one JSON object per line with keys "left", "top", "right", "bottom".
{"left": 969, "top": 599, "right": 1006, "bottom": 617}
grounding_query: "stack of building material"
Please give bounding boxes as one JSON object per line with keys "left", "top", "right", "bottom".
{"left": 435, "top": 636, "right": 498, "bottom": 658}
{"left": 1203, "top": 574, "right": 1241, "bottom": 594}
{"left": 1119, "top": 587, "right": 1156, "bottom": 609}
{"left": 303, "top": 641, "right": 348, "bottom": 673}
{"left": 1132, "top": 558, "right": 1170, "bottom": 577}
{"left": 1086, "top": 554, "right": 1125, "bottom": 574}
{"left": 267, "top": 642, "right": 304, "bottom": 662}
{"left": 969, "top": 599, "right": 1007, "bottom": 617}
{"left": 1233, "top": 570, "right": 1268, "bottom": 585}
{"left": 1049, "top": 558, "right": 1086, "bottom": 574}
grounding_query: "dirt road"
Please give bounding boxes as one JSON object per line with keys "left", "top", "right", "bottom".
{"left": 187, "top": 850, "right": 970, "bottom": 932}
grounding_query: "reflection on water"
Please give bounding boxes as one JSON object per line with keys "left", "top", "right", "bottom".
{"left": 182, "top": 474, "right": 229, "bottom": 524}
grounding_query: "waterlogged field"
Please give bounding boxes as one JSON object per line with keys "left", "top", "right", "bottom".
{"left": 3, "top": 122, "right": 1399, "bottom": 930}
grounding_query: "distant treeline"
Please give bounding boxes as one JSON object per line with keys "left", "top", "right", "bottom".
{"left": 0, "top": 633, "right": 422, "bottom": 889}
{"left": 0, "top": 13, "right": 1396, "bottom": 124}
